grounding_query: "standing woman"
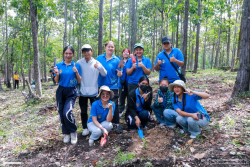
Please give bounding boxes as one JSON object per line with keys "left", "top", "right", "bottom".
{"left": 125, "top": 76, "right": 153, "bottom": 130}
{"left": 118, "top": 48, "right": 130, "bottom": 116}
{"left": 54, "top": 46, "right": 82, "bottom": 144}
{"left": 97, "top": 41, "right": 123, "bottom": 133}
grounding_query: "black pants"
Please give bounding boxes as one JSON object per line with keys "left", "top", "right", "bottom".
{"left": 79, "top": 96, "right": 96, "bottom": 129}
{"left": 118, "top": 83, "right": 128, "bottom": 113}
{"left": 111, "top": 89, "right": 119, "bottom": 124}
{"left": 14, "top": 80, "right": 19, "bottom": 89}
{"left": 128, "top": 83, "right": 138, "bottom": 95}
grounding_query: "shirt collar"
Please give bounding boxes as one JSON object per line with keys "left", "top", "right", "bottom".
{"left": 62, "top": 60, "right": 74, "bottom": 65}
{"left": 103, "top": 53, "right": 116, "bottom": 60}
{"left": 136, "top": 55, "right": 145, "bottom": 60}
{"left": 136, "top": 87, "right": 147, "bottom": 98}
{"left": 98, "top": 99, "right": 110, "bottom": 108}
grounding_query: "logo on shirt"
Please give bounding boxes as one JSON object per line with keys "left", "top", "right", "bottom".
{"left": 136, "top": 103, "right": 139, "bottom": 107}
{"left": 59, "top": 70, "right": 62, "bottom": 74}
{"left": 98, "top": 115, "right": 101, "bottom": 118}
{"left": 162, "top": 59, "right": 165, "bottom": 64}
{"left": 70, "top": 78, "right": 77, "bottom": 87}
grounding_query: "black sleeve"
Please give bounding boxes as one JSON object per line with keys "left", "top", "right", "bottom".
{"left": 126, "top": 89, "right": 138, "bottom": 119}
{"left": 142, "top": 86, "right": 153, "bottom": 111}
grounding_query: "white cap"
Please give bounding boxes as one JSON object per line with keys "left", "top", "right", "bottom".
{"left": 81, "top": 44, "right": 92, "bottom": 50}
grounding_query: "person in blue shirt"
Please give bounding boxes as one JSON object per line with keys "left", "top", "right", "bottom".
{"left": 126, "top": 43, "right": 152, "bottom": 94}
{"left": 125, "top": 76, "right": 153, "bottom": 130}
{"left": 151, "top": 77, "right": 177, "bottom": 127}
{"left": 118, "top": 48, "right": 130, "bottom": 116}
{"left": 87, "top": 86, "right": 115, "bottom": 146}
{"left": 168, "top": 80, "right": 210, "bottom": 139}
{"left": 154, "top": 36, "right": 184, "bottom": 83}
{"left": 97, "top": 41, "right": 123, "bottom": 133}
{"left": 54, "top": 46, "right": 82, "bottom": 144}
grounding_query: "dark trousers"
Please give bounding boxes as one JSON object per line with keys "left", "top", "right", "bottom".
{"left": 14, "top": 80, "right": 19, "bottom": 89}
{"left": 52, "top": 76, "right": 56, "bottom": 85}
{"left": 111, "top": 89, "right": 119, "bottom": 124}
{"left": 126, "top": 109, "right": 150, "bottom": 129}
{"left": 128, "top": 83, "right": 138, "bottom": 95}
{"left": 118, "top": 84, "right": 128, "bottom": 113}
{"left": 56, "top": 86, "right": 77, "bottom": 134}
{"left": 79, "top": 96, "right": 96, "bottom": 129}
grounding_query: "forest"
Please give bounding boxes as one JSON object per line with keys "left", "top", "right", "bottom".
{"left": 0, "top": 0, "right": 250, "bottom": 166}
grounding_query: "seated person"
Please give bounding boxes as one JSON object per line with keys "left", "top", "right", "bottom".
{"left": 87, "top": 86, "right": 115, "bottom": 146}
{"left": 125, "top": 76, "right": 152, "bottom": 130}
{"left": 152, "top": 77, "right": 177, "bottom": 127}
{"left": 168, "top": 80, "right": 210, "bottom": 139}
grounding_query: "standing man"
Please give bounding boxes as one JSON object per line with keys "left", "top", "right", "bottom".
{"left": 154, "top": 36, "right": 184, "bottom": 83}
{"left": 77, "top": 44, "right": 107, "bottom": 136}
{"left": 13, "top": 72, "right": 20, "bottom": 89}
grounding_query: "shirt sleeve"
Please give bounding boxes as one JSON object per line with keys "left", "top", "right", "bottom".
{"left": 90, "top": 102, "right": 98, "bottom": 117}
{"left": 172, "top": 97, "right": 180, "bottom": 110}
{"left": 126, "top": 59, "right": 132, "bottom": 69}
{"left": 176, "top": 49, "right": 184, "bottom": 62}
{"left": 145, "top": 58, "right": 152, "bottom": 69}
{"left": 193, "top": 94, "right": 202, "bottom": 101}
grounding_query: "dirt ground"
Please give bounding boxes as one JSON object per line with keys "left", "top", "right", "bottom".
{"left": 0, "top": 70, "right": 250, "bottom": 167}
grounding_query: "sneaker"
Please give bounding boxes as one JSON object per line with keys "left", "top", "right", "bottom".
{"left": 70, "top": 132, "right": 77, "bottom": 144}
{"left": 63, "top": 134, "right": 70, "bottom": 143}
{"left": 180, "top": 129, "right": 185, "bottom": 134}
{"left": 168, "top": 123, "right": 177, "bottom": 128}
{"left": 82, "top": 129, "right": 89, "bottom": 136}
{"left": 190, "top": 135, "right": 197, "bottom": 139}
{"left": 159, "top": 123, "right": 166, "bottom": 126}
{"left": 89, "top": 139, "right": 94, "bottom": 146}
{"left": 115, "top": 125, "right": 123, "bottom": 133}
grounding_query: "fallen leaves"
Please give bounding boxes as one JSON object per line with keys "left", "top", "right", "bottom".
{"left": 186, "top": 139, "right": 194, "bottom": 146}
{"left": 190, "top": 147, "right": 195, "bottom": 153}
{"left": 194, "top": 153, "right": 205, "bottom": 159}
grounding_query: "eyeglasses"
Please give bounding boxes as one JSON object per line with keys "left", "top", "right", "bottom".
{"left": 101, "top": 93, "right": 110, "bottom": 97}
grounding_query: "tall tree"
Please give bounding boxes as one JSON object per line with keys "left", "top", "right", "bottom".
{"left": 230, "top": 1, "right": 238, "bottom": 71}
{"left": 117, "top": 0, "right": 120, "bottom": 56}
{"left": 202, "top": 25, "right": 208, "bottom": 69}
{"left": 131, "top": 0, "right": 137, "bottom": 49}
{"left": 98, "top": 0, "right": 104, "bottom": 55}
{"left": 231, "top": 0, "right": 250, "bottom": 98}
{"left": 181, "top": 0, "right": 189, "bottom": 76}
{"left": 226, "top": 0, "right": 231, "bottom": 66}
{"left": 193, "top": 0, "right": 201, "bottom": 73}
{"left": 109, "top": 0, "right": 113, "bottom": 40}
{"left": 29, "top": 0, "right": 42, "bottom": 97}
{"left": 63, "top": 0, "right": 67, "bottom": 49}
{"left": 5, "top": 3, "right": 11, "bottom": 88}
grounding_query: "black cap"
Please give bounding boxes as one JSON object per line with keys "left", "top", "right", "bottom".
{"left": 162, "top": 36, "right": 171, "bottom": 44}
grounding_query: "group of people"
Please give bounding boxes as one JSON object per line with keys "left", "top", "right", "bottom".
{"left": 54, "top": 36, "right": 210, "bottom": 146}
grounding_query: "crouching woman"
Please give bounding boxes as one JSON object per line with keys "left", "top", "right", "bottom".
{"left": 87, "top": 86, "right": 115, "bottom": 146}
{"left": 125, "top": 76, "right": 153, "bottom": 130}
{"left": 168, "top": 80, "right": 210, "bottom": 139}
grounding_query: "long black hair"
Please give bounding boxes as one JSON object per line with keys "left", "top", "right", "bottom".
{"left": 173, "top": 87, "right": 186, "bottom": 111}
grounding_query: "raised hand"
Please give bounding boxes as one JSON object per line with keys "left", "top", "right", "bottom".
{"left": 73, "top": 63, "right": 78, "bottom": 73}
{"left": 138, "top": 60, "right": 144, "bottom": 68}
{"left": 143, "top": 92, "right": 151, "bottom": 101}
{"left": 169, "top": 54, "right": 176, "bottom": 63}
{"left": 116, "top": 69, "right": 123, "bottom": 77}
{"left": 158, "top": 96, "right": 163, "bottom": 103}
{"left": 157, "top": 58, "right": 162, "bottom": 65}
{"left": 132, "top": 63, "right": 137, "bottom": 69}
{"left": 94, "top": 61, "right": 98, "bottom": 68}
{"left": 107, "top": 102, "right": 114, "bottom": 110}
{"left": 184, "top": 89, "right": 194, "bottom": 96}
{"left": 53, "top": 66, "right": 59, "bottom": 75}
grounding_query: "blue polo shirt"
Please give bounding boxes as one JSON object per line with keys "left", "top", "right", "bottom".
{"left": 97, "top": 53, "right": 120, "bottom": 89}
{"left": 126, "top": 55, "right": 152, "bottom": 84}
{"left": 87, "top": 99, "right": 115, "bottom": 123}
{"left": 155, "top": 48, "right": 184, "bottom": 83}
{"left": 172, "top": 94, "right": 210, "bottom": 120}
{"left": 135, "top": 88, "right": 147, "bottom": 112}
{"left": 118, "top": 58, "right": 130, "bottom": 88}
{"left": 56, "top": 60, "right": 81, "bottom": 87}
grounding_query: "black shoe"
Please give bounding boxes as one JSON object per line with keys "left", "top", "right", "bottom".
{"left": 115, "top": 125, "right": 123, "bottom": 133}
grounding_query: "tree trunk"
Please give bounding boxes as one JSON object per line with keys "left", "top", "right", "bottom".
{"left": 176, "top": 11, "right": 179, "bottom": 48}
{"left": 131, "top": 0, "right": 137, "bottom": 50}
{"left": 109, "top": 0, "right": 112, "bottom": 40}
{"left": 69, "top": 1, "right": 72, "bottom": 46}
{"left": 73, "top": 21, "right": 75, "bottom": 49}
{"left": 214, "top": 15, "right": 222, "bottom": 68}
{"left": 210, "top": 42, "right": 215, "bottom": 69}
{"left": 193, "top": 0, "right": 201, "bottom": 73}
{"left": 21, "top": 32, "right": 25, "bottom": 90}
{"left": 43, "top": 19, "right": 47, "bottom": 82}
{"left": 152, "top": 14, "right": 156, "bottom": 71}
{"left": 166, "top": 13, "right": 168, "bottom": 37}
{"left": 29, "top": 0, "right": 42, "bottom": 97}
{"left": 187, "top": 20, "right": 191, "bottom": 70}
{"left": 236, "top": 14, "right": 243, "bottom": 65}
{"left": 117, "top": 0, "right": 120, "bottom": 56}
{"left": 63, "top": 0, "right": 67, "bottom": 49}
{"left": 202, "top": 25, "right": 207, "bottom": 70}
{"left": 226, "top": 0, "right": 231, "bottom": 66}
{"left": 231, "top": 0, "right": 250, "bottom": 98}
{"left": 230, "top": 2, "right": 238, "bottom": 71}
{"left": 5, "top": 6, "right": 11, "bottom": 88}
{"left": 181, "top": 0, "right": 189, "bottom": 76}
{"left": 98, "top": 0, "right": 104, "bottom": 55}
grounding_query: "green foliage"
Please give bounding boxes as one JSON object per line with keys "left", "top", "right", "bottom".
{"left": 113, "top": 149, "right": 135, "bottom": 164}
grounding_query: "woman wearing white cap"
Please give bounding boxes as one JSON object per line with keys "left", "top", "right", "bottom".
{"left": 168, "top": 80, "right": 210, "bottom": 139}
{"left": 87, "top": 86, "right": 115, "bottom": 146}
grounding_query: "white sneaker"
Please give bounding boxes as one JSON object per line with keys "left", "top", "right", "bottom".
{"left": 89, "top": 139, "right": 94, "bottom": 146}
{"left": 70, "top": 132, "right": 77, "bottom": 144}
{"left": 159, "top": 123, "right": 166, "bottom": 126}
{"left": 63, "top": 134, "right": 70, "bottom": 143}
{"left": 82, "top": 129, "right": 89, "bottom": 136}
{"left": 190, "top": 135, "right": 197, "bottom": 139}
{"left": 168, "top": 123, "right": 177, "bottom": 128}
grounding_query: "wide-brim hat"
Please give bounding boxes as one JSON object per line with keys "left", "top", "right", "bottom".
{"left": 97, "top": 86, "right": 114, "bottom": 99}
{"left": 168, "top": 80, "right": 186, "bottom": 92}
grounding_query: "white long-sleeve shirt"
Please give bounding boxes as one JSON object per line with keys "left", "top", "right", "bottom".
{"left": 77, "top": 57, "right": 107, "bottom": 97}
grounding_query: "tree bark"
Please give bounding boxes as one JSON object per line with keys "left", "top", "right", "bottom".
{"left": 21, "top": 31, "right": 25, "bottom": 90}
{"left": 214, "top": 14, "right": 222, "bottom": 68}
{"left": 98, "top": 0, "right": 104, "bottom": 55}
{"left": 210, "top": 42, "right": 215, "bottom": 69}
{"left": 109, "top": 0, "right": 112, "bottom": 40}
{"left": 63, "top": 0, "right": 67, "bottom": 49}
{"left": 202, "top": 25, "right": 207, "bottom": 70}
{"left": 69, "top": 1, "right": 72, "bottom": 46}
{"left": 187, "top": 20, "right": 191, "bottom": 70}
{"left": 226, "top": 0, "right": 231, "bottom": 66}
{"left": 193, "top": 0, "right": 201, "bottom": 73}
{"left": 190, "top": 25, "right": 195, "bottom": 71}
{"left": 231, "top": 0, "right": 250, "bottom": 98}
{"left": 176, "top": 11, "right": 179, "bottom": 48}
{"left": 43, "top": 18, "right": 47, "bottom": 82}
{"left": 131, "top": 0, "right": 137, "bottom": 50}
{"left": 5, "top": 6, "right": 11, "bottom": 88}
{"left": 29, "top": 0, "right": 42, "bottom": 97}
{"left": 117, "top": 0, "right": 120, "bottom": 56}
{"left": 181, "top": 0, "right": 189, "bottom": 76}
{"left": 152, "top": 14, "right": 156, "bottom": 71}
{"left": 230, "top": 2, "right": 238, "bottom": 71}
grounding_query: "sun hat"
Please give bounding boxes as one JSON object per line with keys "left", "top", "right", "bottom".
{"left": 134, "top": 43, "right": 144, "bottom": 50}
{"left": 168, "top": 80, "right": 186, "bottom": 92}
{"left": 97, "top": 86, "right": 114, "bottom": 98}
{"left": 81, "top": 44, "right": 92, "bottom": 50}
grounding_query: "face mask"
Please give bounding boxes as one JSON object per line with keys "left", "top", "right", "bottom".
{"left": 160, "top": 86, "right": 168, "bottom": 93}
{"left": 139, "top": 85, "right": 148, "bottom": 92}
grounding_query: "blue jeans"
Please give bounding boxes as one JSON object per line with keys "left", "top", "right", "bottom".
{"left": 153, "top": 107, "right": 179, "bottom": 126}
{"left": 87, "top": 121, "right": 113, "bottom": 140}
{"left": 176, "top": 116, "right": 209, "bottom": 136}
